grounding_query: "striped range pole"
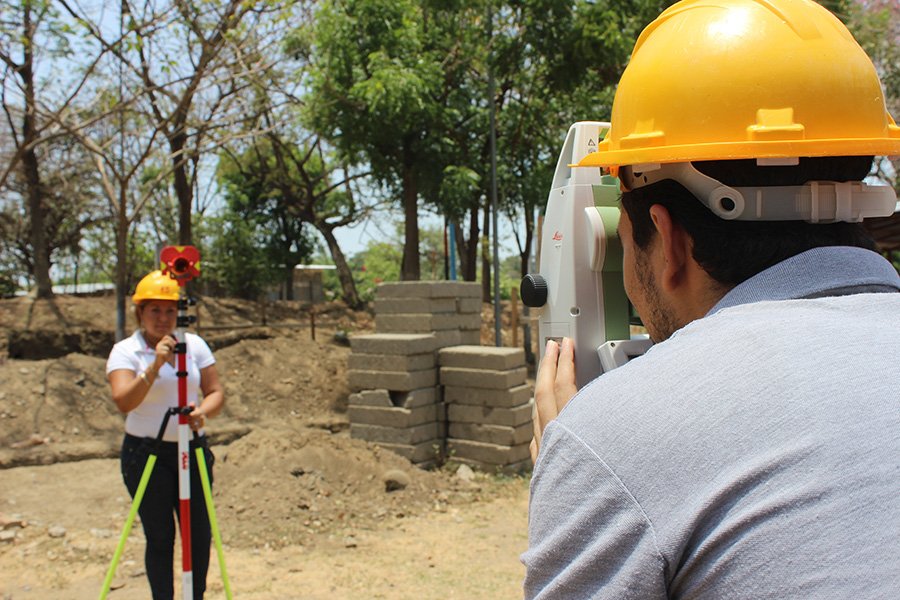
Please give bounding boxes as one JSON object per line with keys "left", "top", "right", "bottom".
{"left": 160, "top": 245, "right": 201, "bottom": 600}
{"left": 175, "top": 290, "right": 193, "bottom": 600}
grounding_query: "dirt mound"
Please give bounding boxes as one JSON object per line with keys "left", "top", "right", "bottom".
{"left": 0, "top": 353, "right": 122, "bottom": 465}
{"left": 0, "top": 295, "right": 374, "bottom": 360}
{"left": 215, "top": 331, "right": 354, "bottom": 424}
{"left": 214, "top": 426, "right": 474, "bottom": 549}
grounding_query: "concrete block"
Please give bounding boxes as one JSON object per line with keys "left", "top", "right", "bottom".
{"left": 349, "top": 352, "right": 435, "bottom": 372}
{"left": 443, "top": 383, "right": 532, "bottom": 408}
{"left": 348, "top": 402, "right": 441, "bottom": 428}
{"left": 374, "top": 297, "right": 458, "bottom": 314}
{"left": 447, "top": 400, "right": 533, "bottom": 427}
{"left": 351, "top": 421, "right": 444, "bottom": 445}
{"left": 348, "top": 389, "right": 393, "bottom": 407}
{"left": 449, "top": 421, "right": 533, "bottom": 446}
{"left": 433, "top": 329, "right": 481, "bottom": 348}
{"left": 456, "top": 298, "right": 483, "bottom": 314}
{"left": 348, "top": 387, "right": 439, "bottom": 409}
{"left": 348, "top": 368, "right": 437, "bottom": 392}
{"left": 349, "top": 333, "right": 438, "bottom": 356}
{"left": 447, "top": 439, "right": 531, "bottom": 465}
{"left": 440, "top": 366, "right": 527, "bottom": 390}
{"left": 438, "top": 345, "right": 525, "bottom": 370}
{"left": 377, "top": 439, "right": 445, "bottom": 463}
{"left": 376, "top": 281, "right": 482, "bottom": 299}
{"left": 376, "top": 313, "right": 481, "bottom": 333}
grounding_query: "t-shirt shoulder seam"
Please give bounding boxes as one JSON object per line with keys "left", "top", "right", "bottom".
{"left": 552, "top": 420, "right": 669, "bottom": 573}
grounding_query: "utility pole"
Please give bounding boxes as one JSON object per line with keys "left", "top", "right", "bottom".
{"left": 488, "top": 2, "right": 501, "bottom": 346}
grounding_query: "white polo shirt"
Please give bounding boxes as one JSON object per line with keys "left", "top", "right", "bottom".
{"left": 107, "top": 330, "right": 215, "bottom": 441}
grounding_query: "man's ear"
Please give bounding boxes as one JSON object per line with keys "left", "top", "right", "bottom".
{"left": 648, "top": 204, "right": 691, "bottom": 292}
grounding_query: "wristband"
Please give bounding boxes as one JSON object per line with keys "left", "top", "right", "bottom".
{"left": 139, "top": 371, "right": 150, "bottom": 386}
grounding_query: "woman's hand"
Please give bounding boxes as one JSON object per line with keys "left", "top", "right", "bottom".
{"left": 531, "top": 338, "right": 578, "bottom": 463}
{"left": 153, "top": 335, "right": 177, "bottom": 369}
{"left": 188, "top": 405, "right": 206, "bottom": 432}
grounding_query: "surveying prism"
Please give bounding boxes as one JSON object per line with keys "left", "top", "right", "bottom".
{"left": 521, "top": 122, "right": 651, "bottom": 389}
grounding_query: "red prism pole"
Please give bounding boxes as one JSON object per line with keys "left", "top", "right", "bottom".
{"left": 160, "top": 245, "right": 201, "bottom": 600}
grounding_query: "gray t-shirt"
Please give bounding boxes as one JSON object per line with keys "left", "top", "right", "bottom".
{"left": 523, "top": 247, "right": 900, "bottom": 599}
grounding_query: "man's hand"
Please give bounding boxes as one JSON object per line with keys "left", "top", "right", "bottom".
{"left": 531, "top": 338, "right": 578, "bottom": 463}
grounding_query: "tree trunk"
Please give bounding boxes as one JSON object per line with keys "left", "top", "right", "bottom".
{"left": 21, "top": 9, "right": 52, "bottom": 298}
{"left": 481, "top": 206, "right": 491, "bottom": 303}
{"left": 284, "top": 265, "right": 294, "bottom": 301}
{"left": 317, "top": 222, "right": 363, "bottom": 310}
{"left": 401, "top": 164, "right": 420, "bottom": 281}
{"left": 23, "top": 149, "right": 52, "bottom": 298}
{"left": 115, "top": 203, "right": 129, "bottom": 341}
{"left": 520, "top": 206, "right": 536, "bottom": 365}
{"left": 169, "top": 130, "right": 193, "bottom": 245}
{"left": 455, "top": 205, "right": 479, "bottom": 281}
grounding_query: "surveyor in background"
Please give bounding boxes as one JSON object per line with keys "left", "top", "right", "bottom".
{"left": 524, "top": 0, "right": 900, "bottom": 598}
{"left": 107, "top": 270, "right": 225, "bottom": 600}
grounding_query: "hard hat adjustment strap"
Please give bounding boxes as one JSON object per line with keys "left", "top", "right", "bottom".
{"left": 620, "top": 162, "right": 897, "bottom": 223}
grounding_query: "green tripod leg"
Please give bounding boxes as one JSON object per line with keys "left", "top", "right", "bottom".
{"left": 99, "top": 407, "right": 183, "bottom": 600}
{"left": 195, "top": 443, "right": 232, "bottom": 600}
{"left": 98, "top": 453, "right": 157, "bottom": 600}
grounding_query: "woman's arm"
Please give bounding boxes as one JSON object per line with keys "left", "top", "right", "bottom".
{"left": 109, "top": 366, "right": 159, "bottom": 413}
{"left": 108, "top": 335, "right": 175, "bottom": 413}
{"left": 196, "top": 364, "right": 225, "bottom": 419}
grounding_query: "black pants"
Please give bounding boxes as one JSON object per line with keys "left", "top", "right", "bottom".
{"left": 121, "top": 433, "right": 214, "bottom": 600}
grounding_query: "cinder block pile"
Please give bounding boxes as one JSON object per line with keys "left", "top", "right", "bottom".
{"left": 347, "top": 333, "right": 445, "bottom": 467}
{"left": 439, "top": 345, "right": 533, "bottom": 473}
{"left": 374, "top": 281, "right": 482, "bottom": 347}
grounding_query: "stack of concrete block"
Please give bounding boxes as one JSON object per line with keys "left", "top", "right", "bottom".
{"left": 347, "top": 333, "right": 445, "bottom": 467}
{"left": 439, "top": 345, "right": 533, "bottom": 473}
{"left": 374, "top": 281, "right": 482, "bottom": 348}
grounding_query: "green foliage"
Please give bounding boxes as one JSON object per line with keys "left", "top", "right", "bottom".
{"left": 830, "top": 0, "right": 900, "bottom": 192}
{"left": 209, "top": 140, "right": 320, "bottom": 298}
{"left": 349, "top": 240, "right": 403, "bottom": 303}
{"left": 0, "top": 270, "right": 16, "bottom": 298}
{"left": 204, "top": 210, "right": 282, "bottom": 299}
{"left": 306, "top": 0, "right": 442, "bottom": 180}
{"left": 498, "top": 253, "right": 522, "bottom": 301}
{"left": 342, "top": 223, "right": 449, "bottom": 301}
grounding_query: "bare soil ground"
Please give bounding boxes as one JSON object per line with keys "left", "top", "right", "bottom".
{"left": 0, "top": 295, "right": 533, "bottom": 599}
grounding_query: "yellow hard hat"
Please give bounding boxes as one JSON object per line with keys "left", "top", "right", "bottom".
{"left": 579, "top": 0, "right": 900, "bottom": 170}
{"left": 132, "top": 270, "right": 180, "bottom": 304}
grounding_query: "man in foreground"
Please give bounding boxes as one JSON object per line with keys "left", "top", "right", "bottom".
{"left": 523, "top": 0, "right": 900, "bottom": 598}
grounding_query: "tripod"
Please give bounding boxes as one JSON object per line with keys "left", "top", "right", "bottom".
{"left": 99, "top": 406, "right": 232, "bottom": 600}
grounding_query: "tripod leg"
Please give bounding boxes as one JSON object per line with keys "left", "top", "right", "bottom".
{"left": 98, "top": 453, "right": 158, "bottom": 600}
{"left": 195, "top": 446, "right": 232, "bottom": 600}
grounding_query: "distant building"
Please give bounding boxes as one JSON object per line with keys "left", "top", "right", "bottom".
{"left": 278, "top": 264, "right": 336, "bottom": 304}
{"left": 51, "top": 282, "right": 115, "bottom": 296}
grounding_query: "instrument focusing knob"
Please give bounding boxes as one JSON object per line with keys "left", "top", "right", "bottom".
{"left": 520, "top": 274, "right": 548, "bottom": 308}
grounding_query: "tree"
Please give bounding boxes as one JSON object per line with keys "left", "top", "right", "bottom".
{"left": 303, "top": 0, "right": 455, "bottom": 281}
{"left": 0, "top": 134, "right": 107, "bottom": 292}
{"left": 348, "top": 239, "right": 402, "bottom": 303}
{"left": 0, "top": 0, "right": 118, "bottom": 297}
{"left": 840, "top": 0, "right": 900, "bottom": 191}
{"left": 216, "top": 122, "right": 375, "bottom": 308}
{"left": 49, "top": 0, "right": 302, "bottom": 338}
{"left": 490, "top": 0, "right": 671, "bottom": 272}
{"left": 59, "top": 0, "right": 301, "bottom": 235}
{"left": 216, "top": 142, "right": 318, "bottom": 300}
{"left": 204, "top": 209, "right": 284, "bottom": 299}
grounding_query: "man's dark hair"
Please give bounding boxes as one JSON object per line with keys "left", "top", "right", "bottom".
{"left": 620, "top": 156, "right": 878, "bottom": 286}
